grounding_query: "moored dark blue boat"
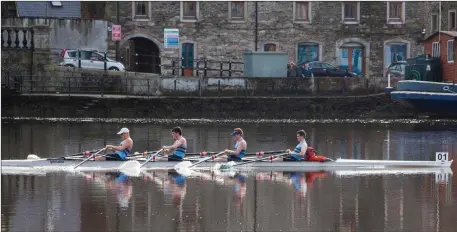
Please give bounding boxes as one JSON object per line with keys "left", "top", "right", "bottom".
{"left": 391, "top": 80, "right": 457, "bottom": 117}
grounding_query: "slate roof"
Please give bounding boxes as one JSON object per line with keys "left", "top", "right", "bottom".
{"left": 16, "top": 1, "right": 81, "bottom": 18}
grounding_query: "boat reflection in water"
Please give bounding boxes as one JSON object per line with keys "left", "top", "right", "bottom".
{"left": 1, "top": 168, "right": 455, "bottom": 232}
{"left": 256, "top": 171, "right": 328, "bottom": 199}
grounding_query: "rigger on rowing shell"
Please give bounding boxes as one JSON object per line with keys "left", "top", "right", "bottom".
{"left": 272, "top": 129, "right": 333, "bottom": 162}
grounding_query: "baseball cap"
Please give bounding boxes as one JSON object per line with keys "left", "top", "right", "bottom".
{"left": 117, "top": 128, "right": 129, "bottom": 134}
{"left": 231, "top": 128, "right": 243, "bottom": 136}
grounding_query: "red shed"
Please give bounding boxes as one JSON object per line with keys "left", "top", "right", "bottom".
{"left": 423, "top": 31, "right": 457, "bottom": 82}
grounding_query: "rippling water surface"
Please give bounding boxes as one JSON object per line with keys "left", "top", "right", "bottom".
{"left": 1, "top": 121, "right": 457, "bottom": 232}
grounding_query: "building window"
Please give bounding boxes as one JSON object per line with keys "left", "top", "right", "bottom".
{"left": 229, "top": 1, "right": 245, "bottom": 21}
{"left": 432, "top": 42, "right": 440, "bottom": 57}
{"left": 133, "top": 1, "right": 149, "bottom": 20}
{"left": 384, "top": 43, "right": 408, "bottom": 73}
{"left": 293, "top": 2, "right": 311, "bottom": 23}
{"left": 1, "top": 2, "right": 17, "bottom": 17}
{"left": 387, "top": 1, "right": 405, "bottom": 24}
{"left": 342, "top": 2, "right": 359, "bottom": 24}
{"left": 264, "top": 43, "right": 277, "bottom": 51}
{"left": 448, "top": 40, "right": 455, "bottom": 63}
{"left": 431, "top": 14, "right": 438, "bottom": 32}
{"left": 181, "top": 1, "right": 199, "bottom": 22}
{"left": 297, "top": 42, "right": 319, "bottom": 64}
{"left": 449, "top": 10, "right": 456, "bottom": 31}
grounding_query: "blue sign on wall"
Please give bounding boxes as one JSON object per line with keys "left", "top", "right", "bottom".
{"left": 164, "top": 28, "right": 179, "bottom": 49}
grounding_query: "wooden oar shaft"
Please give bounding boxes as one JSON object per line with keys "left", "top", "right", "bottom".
{"left": 232, "top": 152, "right": 289, "bottom": 167}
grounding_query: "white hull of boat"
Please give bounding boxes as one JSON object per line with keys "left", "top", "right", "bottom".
{"left": 1, "top": 167, "right": 452, "bottom": 177}
{"left": 1, "top": 158, "right": 453, "bottom": 172}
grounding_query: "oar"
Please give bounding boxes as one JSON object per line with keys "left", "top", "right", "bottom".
{"left": 174, "top": 151, "right": 226, "bottom": 172}
{"left": 73, "top": 148, "right": 106, "bottom": 169}
{"left": 140, "top": 149, "right": 164, "bottom": 168}
{"left": 214, "top": 152, "right": 290, "bottom": 170}
{"left": 27, "top": 149, "right": 99, "bottom": 160}
{"left": 119, "top": 149, "right": 164, "bottom": 172}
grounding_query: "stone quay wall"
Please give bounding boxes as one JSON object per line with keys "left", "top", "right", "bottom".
{"left": 2, "top": 94, "right": 397, "bottom": 120}
{"left": 16, "top": 66, "right": 385, "bottom": 97}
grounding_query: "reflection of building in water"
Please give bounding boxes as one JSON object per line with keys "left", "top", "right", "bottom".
{"left": 386, "top": 129, "right": 457, "bottom": 160}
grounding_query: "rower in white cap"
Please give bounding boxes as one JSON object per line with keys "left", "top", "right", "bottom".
{"left": 96, "top": 127, "right": 133, "bottom": 161}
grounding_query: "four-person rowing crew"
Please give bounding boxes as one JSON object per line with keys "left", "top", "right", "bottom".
{"left": 99, "top": 127, "right": 332, "bottom": 163}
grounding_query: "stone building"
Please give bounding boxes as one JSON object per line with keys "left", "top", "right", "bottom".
{"left": 102, "top": 1, "right": 456, "bottom": 78}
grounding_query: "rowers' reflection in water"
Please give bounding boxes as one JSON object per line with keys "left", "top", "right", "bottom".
{"left": 84, "top": 171, "right": 133, "bottom": 210}
{"left": 211, "top": 170, "right": 247, "bottom": 211}
{"left": 256, "top": 171, "right": 328, "bottom": 198}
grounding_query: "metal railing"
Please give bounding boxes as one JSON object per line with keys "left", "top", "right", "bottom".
{"left": 54, "top": 49, "right": 244, "bottom": 78}
{"left": 129, "top": 51, "right": 244, "bottom": 78}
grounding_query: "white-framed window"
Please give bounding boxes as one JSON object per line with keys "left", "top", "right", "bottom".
{"left": 432, "top": 42, "right": 440, "bottom": 57}
{"left": 293, "top": 1, "right": 311, "bottom": 23}
{"left": 132, "top": 1, "right": 150, "bottom": 21}
{"left": 449, "top": 10, "right": 456, "bottom": 31}
{"left": 447, "top": 40, "right": 454, "bottom": 63}
{"left": 228, "top": 1, "right": 246, "bottom": 22}
{"left": 342, "top": 1, "right": 360, "bottom": 24}
{"left": 180, "top": 1, "right": 199, "bottom": 22}
{"left": 387, "top": 1, "right": 405, "bottom": 24}
{"left": 431, "top": 13, "right": 438, "bottom": 32}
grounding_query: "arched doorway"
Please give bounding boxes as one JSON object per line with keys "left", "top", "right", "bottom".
{"left": 338, "top": 42, "right": 365, "bottom": 76}
{"left": 121, "top": 37, "right": 161, "bottom": 74}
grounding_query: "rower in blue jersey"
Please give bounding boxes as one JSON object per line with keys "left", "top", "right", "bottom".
{"left": 161, "top": 127, "right": 187, "bottom": 161}
{"left": 99, "top": 127, "right": 134, "bottom": 161}
{"left": 214, "top": 128, "right": 247, "bottom": 162}
{"left": 272, "top": 130, "right": 307, "bottom": 162}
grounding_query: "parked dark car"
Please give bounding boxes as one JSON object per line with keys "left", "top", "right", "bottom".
{"left": 297, "top": 61, "right": 359, "bottom": 77}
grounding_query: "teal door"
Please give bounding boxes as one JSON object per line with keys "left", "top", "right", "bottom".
{"left": 351, "top": 48, "right": 362, "bottom": 76}
{"left": 181, "top": 43, "right": 194, "bottom": 76}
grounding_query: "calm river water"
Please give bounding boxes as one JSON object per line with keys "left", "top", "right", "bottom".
{"left": 1, "top": 121, "right": 457, "bottom": 232}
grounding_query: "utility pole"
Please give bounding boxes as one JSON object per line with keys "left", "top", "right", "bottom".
{"left": 115, "top": 1, "right": 120, "bottom": 61}
{"left": 254, "top": 1, "right": 258, "bottom": 51}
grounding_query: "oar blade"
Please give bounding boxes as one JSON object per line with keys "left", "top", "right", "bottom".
{"left": 120, "top": 169, "right": 142, "bottom": 177}
{"left": 27, "top": 154, "right": 40, "bottom": 160}
{"left": 119, "top": 160, "right": 141, "bottom": 171}
{"left": 175, "top": 167, "right": 194, "bottom": 177}
{"left": 174, "top": 161, "right": 193, "bottom": 171}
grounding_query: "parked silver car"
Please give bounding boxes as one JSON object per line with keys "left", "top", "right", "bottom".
{"left": 59, "top": 49, "right": 125, "bottom": 71}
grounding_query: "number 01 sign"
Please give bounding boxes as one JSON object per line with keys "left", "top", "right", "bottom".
{"left": 435, "top": 152, "right": 449, "bottom": 162}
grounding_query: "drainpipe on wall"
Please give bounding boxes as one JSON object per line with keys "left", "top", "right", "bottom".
{"left": 115, "top": 1, "right": 120, "bottom": 61}
{"left": 254, "top": 1, "right": 258, "bottom": 51}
